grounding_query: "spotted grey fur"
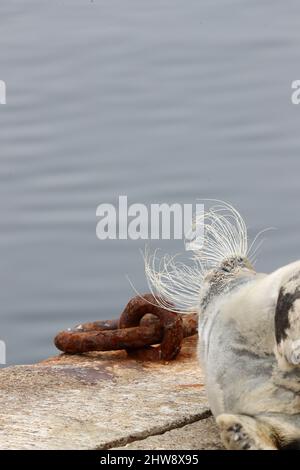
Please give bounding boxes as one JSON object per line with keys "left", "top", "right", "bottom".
{"left": 197, "top": 258, "right": 300, "bottom": 450}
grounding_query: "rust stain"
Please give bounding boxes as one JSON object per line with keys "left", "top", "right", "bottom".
{"left": 177, "top": 383, "right": 204, "bottom": 389}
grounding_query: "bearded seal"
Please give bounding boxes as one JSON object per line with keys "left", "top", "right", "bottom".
{"left": 145, "top": 202, "right": 300, "bottom": 450}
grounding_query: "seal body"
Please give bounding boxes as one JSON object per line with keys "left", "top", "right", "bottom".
{"left": 145, "top": 202, "right": 300, "bottom": 449}
{"left": 198, "top": 259, "right": 300, "bottom": 449}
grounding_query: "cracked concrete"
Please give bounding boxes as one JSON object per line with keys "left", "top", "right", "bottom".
{"left": 0, "top": 336, "right": 222, "bottom": 450}
{"left": 114, "top": 416, "right": 223, "bottom": 450}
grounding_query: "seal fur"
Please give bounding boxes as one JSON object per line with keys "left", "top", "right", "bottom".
{"left": 144, "top": 202, "right": 300, "bottom": 450}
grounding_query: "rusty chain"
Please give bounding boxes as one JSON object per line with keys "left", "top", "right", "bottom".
{"left": 54, "top": 294, "right": 198, "bottom": 361}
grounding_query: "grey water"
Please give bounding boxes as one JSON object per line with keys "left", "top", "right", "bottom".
{"left": 0, "top": 0, "right": 300, "bottom": 365}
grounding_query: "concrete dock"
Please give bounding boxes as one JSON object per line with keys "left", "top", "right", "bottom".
{"left": 0, "top": 336, "right": 222, "bottom": 450}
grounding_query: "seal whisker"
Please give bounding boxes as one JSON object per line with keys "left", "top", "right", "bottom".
{"left": 144, "top": 201, "right": 253, "bottom": 313}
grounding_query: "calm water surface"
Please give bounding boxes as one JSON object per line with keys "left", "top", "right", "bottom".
{"left": 0, "top": 1, "right": 300, "bottom": 364}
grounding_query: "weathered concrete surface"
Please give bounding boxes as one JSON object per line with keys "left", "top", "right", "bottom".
{"left": 0, "top": 336, "right": 219, "bottom": 450}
